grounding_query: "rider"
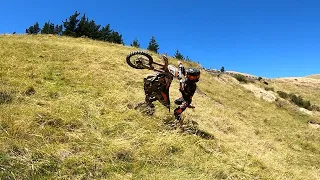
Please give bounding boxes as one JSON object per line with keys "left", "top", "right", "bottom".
{"left": 140, "top": 54, "right": 178, "bottom": 115}
{"left": 174, "top": 61, "right": 200, "bottom": 126}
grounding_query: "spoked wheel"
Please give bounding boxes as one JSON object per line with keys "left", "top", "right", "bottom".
{"left": 126, "top": 51, "right": 154, "bottom": 70}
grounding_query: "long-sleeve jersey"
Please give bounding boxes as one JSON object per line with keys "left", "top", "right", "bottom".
{"left": 180, "top": 80, "right": 197, "bottom": 104}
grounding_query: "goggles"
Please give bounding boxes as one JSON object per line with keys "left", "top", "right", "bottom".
{"left": 186, "top": 74, "right": 200, "bottom": 81}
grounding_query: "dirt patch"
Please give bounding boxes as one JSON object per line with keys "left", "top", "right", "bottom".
{"left": 308, "top": 120, "right": 320, "bottom": 129}
{"left": 299, "top": 108, "right": 313, "bottom": 115}
{"left": 241, "top": 84, "right": 276, "bottom": 102}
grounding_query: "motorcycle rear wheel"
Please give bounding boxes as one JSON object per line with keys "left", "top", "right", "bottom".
{"left": 126, "top": 51, "right": 154, "bottom": 69}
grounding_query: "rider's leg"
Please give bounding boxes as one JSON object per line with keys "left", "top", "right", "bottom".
{"left": 174, "top": 101, "right": 189, "bottom": 125}
{"left": 174, "top": 97, "right": 184, "bottom": 105}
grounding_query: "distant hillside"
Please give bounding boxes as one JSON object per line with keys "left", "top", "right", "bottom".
{"left": 307, "top": 74, "right": 320, "bottom": 79}
{"left": 0, "top": 34, "right": 320, "bottom": 180}
{"left": 271, "top": 77, "right": 320, "bottom": 105}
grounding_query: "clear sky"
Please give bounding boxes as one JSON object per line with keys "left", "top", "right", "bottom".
{"left": 1, "top": 0, "right": 320, "bottom": 78}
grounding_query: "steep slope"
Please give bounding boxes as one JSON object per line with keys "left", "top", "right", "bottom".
{"left": 1, "top": 35, "right": 320, "bottom": 179}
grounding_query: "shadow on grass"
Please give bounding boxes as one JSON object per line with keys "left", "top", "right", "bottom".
{"left": 0, "top": 91, "right": 13, "bottom": 104}
{"left": 162, "top": 116, "right": 214, "bottom": 140}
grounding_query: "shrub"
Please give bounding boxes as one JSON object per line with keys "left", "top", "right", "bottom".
{"left": 288, "top": 93, "right": 312, "bottom": 110}
{"left": 277, "top": 91, "right": 288, "bottom": 99}
{"left": 233, "top": 74, "right": 248, "bottom": 83}
{"left": 311, "top": 104, "right": 320, "bottom": 111}
{"left": 277, "top": 90, "right": 315, "bottom": 110}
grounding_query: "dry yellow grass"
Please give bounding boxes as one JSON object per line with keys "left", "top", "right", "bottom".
{"left": 270, "top": 77, "right": 320, "bottom": 105}
{"left": 1, "top": 34, "right": 320, "bottom": 179}
{"left": 307, "top": 74, "right": 320, "bottom": 79}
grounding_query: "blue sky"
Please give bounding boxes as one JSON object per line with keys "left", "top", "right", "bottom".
{"left": 1, "top": 0, "right": 320, "bottom": 78}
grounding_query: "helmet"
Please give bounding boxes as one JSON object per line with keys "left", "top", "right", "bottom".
{"left": 186, "top": 68, "right": 200, "bottom": 82}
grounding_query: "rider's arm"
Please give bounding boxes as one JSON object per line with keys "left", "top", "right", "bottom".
{"left": 177, "top": 61, "right": 185, "bottom": 91}
{"left": 177, "top": 61, "right": 185, "bottom": 80}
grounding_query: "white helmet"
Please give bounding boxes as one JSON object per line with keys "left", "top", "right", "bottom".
{"left": 167, "top": 64, "right": 178, "bottom": 77}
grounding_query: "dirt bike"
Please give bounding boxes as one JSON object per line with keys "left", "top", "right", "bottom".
{"left": 126, "top": 51, "right": 169, "bottom": 72}
{"left": 126, "top": 51, "right": 174, "bottom": 113}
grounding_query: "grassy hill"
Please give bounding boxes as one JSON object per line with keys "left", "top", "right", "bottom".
{"left": 270, "top": 77, "right": 320, "bottom": 105}
{"left": 307, "top": 74, "right": 320, "bottom": 79}
{"left": 1, "top": 34, "right": 320, "bottom": 179}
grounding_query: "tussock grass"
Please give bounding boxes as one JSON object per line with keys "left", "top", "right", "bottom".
{"left": 1, "top": 34, "right": 320, "bottom": 179}
{"left": 272, "top": 78, "right": 320, "bottom": 105}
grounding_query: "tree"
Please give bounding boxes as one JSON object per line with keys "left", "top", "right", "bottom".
{"left": 99, "top": 24, "right": 112, "bottom": 41}
{"left": 185, "top": 56, "right": 191, "bottom": 61}
{"left": 41, "top": 21, "right": 55, "bottom": 34}
{"left": 174, "top": 50, "right": 184, "bottom": 60}
{"left": 62, "top": 11, "right": 81, "bottom": 37}
{"left": 86, "top": 20, "right": 101, "bottom": 39}
{"left": 108, "top": 31, "right": 124, "bottom": 44}
{"left": 130, "top": 39, "right": 140, "bottom": 48}
{"left": 147, "top": 36, "right": 159, "bottom": 53}
{"left": 220, "top": 66, "right": 225, "bottom": 72}
{"left": 54, "top": 24, "right": 63, "bottom": 35}
{"left": 74, "top": 14, "right": 101, "bottom": 39}
{"left": 27, "top": 10, "right": 125, "bottom": 43}
{"left": 41, "top": 21, "right": 63, "bottom": 35}
{"left": 26, "top": 22, "right": 41, "bottom": 34}
{"left": 74, "top": 13, "right": 88, "bottom": 37}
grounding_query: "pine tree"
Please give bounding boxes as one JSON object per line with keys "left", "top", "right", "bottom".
{"left": 41, "top": 21, "right": 55, "bottom": 34}
{"left": 87, "top": 20, "right": 101, "bottom": 39}
{"left": 26, "top": 22, "right": 41, "bottom": 34}
{"left": 174, "top": 50, "right": 184, "bottom": 60}
{"left": 147, "top": 36, "right": 159, "bottom": 53}
{"left": 75, "top": 13, "right": 89, "bottom": 37}
{"left": 130, "top": 39, "right": 140, "bottom": 48}
{"left": 41, "top": 22, "right": 49, "bottom": 34}
{"left": 108, "top": 31, "right": 124, "bottom": 44}
{"left": 62, "top": 11, "right": 81, "bottom": 37}
{"left": 99, "top": 24, "right": 112, "bottom": 41}
{"left": 41, "top": 21, "right": 63, "bottom": 35}
{"left": 220, "top": 66, "right": 225, "bottom": 72}
{"left": 54, "top": 25, "right": 63, "bottom": 35}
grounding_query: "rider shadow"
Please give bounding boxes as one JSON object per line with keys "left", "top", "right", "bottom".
{"left": 128, "top": 103, "right": 214, "bottom": 140}
{"left": 162, "top": 115, "right": 214, "bottom": 140}
{"left": 127, "top": 101, "right": 155, "bottom": 116}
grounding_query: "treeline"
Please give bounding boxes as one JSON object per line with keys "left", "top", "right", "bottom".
{"left": 25, "top": 11, "right": 191, "bottom": 60}
{"left": 26, "top": 11, "right": 123, "bottom": 44}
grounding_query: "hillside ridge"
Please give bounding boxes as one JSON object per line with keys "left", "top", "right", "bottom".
{"left": 1, "top": 34, "right": 320, "bottom": 179}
